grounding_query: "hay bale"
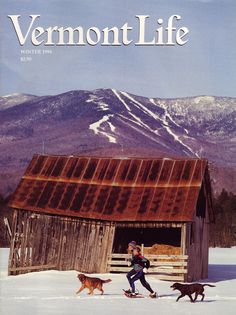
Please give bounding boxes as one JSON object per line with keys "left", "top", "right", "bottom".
{"left": 143, "top": 244, "right": 181, "bottom": 255}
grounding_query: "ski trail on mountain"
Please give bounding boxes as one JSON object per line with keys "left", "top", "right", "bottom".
{"left": 112, "top": 89, "right": 198, "bottom": 153}
{"left": 122, "top": 92, "right": 161, "bottom": 120}
{"left": 149, "top": 98, "right": 198, "bottom": 156}
{"left": 116, "top": 114, "right": 170, "bottom": 150}
{"left": 112, "top": 89, "right": 131, "bottom": 112}
{"left": 89, "top": 114, "right": 116, "bottom": 143}
{"left": 121, "top": 91, "right": 195, "bottom": 155}
{"left": 112, "top": 89, "right": 158, "bottom": 134}
{"left": 154, "top": 99, "right": 189, "bottom": 135}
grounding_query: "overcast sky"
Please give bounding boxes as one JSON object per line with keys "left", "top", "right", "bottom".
{"left": 1, "top": 0, "right": 235, "bottom": 98}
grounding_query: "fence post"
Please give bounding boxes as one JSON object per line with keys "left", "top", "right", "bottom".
{"left": 141, "top": 243, "right": 144, "bottom": 255}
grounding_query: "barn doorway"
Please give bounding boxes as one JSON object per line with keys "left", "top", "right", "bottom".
{"left": 112, "top": 227, "right": 181, "bottom": 254}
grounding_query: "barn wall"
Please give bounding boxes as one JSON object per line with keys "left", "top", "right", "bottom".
{"left": 185, "top": 186, "right": 210, "bottom": 281}
{"left": 8, "top": 210, "right": 115, "bottom": 275}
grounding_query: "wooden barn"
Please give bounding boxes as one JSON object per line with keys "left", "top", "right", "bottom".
{"left": 8, "top": 154, "right": 214, "bottom": 281}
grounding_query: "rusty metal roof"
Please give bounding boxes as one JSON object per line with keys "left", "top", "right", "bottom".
{"left": 8, "top": 154, "right": 212, "bottom": 222}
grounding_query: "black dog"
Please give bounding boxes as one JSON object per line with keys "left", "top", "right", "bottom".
{"left": 171, "top": 282, "right": 215, "bottom": 302}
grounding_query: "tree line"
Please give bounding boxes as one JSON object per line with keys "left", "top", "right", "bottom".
{"left": 209, "top": 189, "right": 236, "bottom": 247}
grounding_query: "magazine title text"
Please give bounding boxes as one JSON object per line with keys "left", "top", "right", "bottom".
{"left": 8, "top": 14, "right": 189, "bottom": 47}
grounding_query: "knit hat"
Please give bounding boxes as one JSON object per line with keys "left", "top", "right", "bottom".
{"left": 128, "top": 241, "right": 137, "bottom": 248}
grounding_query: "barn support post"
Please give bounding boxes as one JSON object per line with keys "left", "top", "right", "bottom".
{"left": 201, "top": 180, "right": 210, "bottom": 279}
{"left": 181, "top": 223, "right": 188, "bottom": 281}
{"left": 141, "top": 243, "right": 144, "bottom": 255}
{"left": 181, "top": 223, "right": 187, "bottom": 255}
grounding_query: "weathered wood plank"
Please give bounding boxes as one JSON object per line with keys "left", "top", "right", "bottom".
{"left": 4, "top": 217, "right": 12, "bottom": 238}
{"left": 108, "top": 253, "right": 132, "bottom": 259}
{"left": 57, "top": 219, "right": 65, "bottom": 270}
{"left": 71, "top": 221, "right": 80, "bottom": 270}
{"left": 104, "top": 224, "right": 116, "bottom": 273}
{"left": 105, "top": 224, "right": 115, "bottom": 273}
{"left": 109, "top": 253, "right": 188, "bottom": 259}
{"left": 107, "top": 260, "right": 188, "bottom": 267}
{"left": 150, "top": 268, "right": 187, "bottom": 274}
{"left": 8, "top": 210, "right": 18, "bottom": 275}
{"left": 115, "top": 222, "right": 183, "bottom": 228}
{"left": 108, "top": 266, "right": 187, "bottom": 274}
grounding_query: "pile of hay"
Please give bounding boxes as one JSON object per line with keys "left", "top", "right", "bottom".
{"left": 143, "top": 244, "right": 181, "bottom": 255}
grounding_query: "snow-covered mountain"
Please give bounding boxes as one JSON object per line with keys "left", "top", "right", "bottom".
{"left": 0, "top": 93, "right": 37, "bottom": 111}
{"left": 0, "top": 89, "right": 235, "bottom": 195}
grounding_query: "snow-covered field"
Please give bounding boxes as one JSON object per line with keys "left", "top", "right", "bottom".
{"left": 1, "top": 248, "right": 236, "bottom": 315}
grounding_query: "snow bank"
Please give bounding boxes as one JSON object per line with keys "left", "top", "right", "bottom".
{"left": 0, "top": 248, "right": 236, "bottom": 315}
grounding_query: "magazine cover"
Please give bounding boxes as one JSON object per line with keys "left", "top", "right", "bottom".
{"left": 0, "top": 1, "right": 235, "bottom": 314}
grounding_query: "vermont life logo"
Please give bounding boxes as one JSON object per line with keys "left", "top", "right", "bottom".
{"left": 8, "top": 15, "right": 189, "bottom": 47}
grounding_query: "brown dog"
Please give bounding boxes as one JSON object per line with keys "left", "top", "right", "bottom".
{"left": 76, "top": 274, "right": 112, "bottom": 295}
{"left": 171, "top": 282, "right": 215, "bottom": 302}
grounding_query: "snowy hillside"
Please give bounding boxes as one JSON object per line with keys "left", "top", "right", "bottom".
{"left": 0, "top": 89, "right": 235, "bottom": 195}
{"left": 0, "top": 248, "right": 236, "bottom": 315}
{"left": 0, "top": 93, "right": 37, "bottom": 111}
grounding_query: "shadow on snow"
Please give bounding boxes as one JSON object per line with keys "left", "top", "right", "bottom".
{"left": 207, "top": 264, "right": 236, "bottom": 282}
